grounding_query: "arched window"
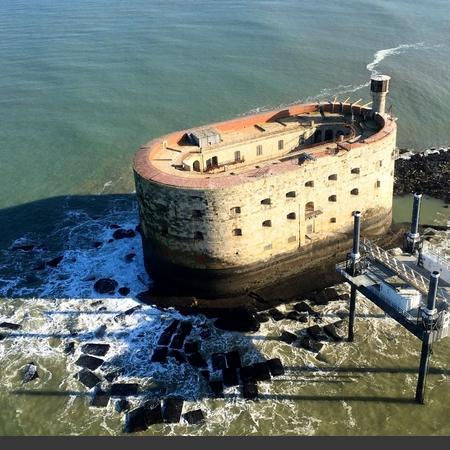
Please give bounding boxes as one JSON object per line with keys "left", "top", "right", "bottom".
{"left": 313, "top": 129, "right": 322, "bottom": 144}
{"left": 193, "top": 160, "right": 200, "bottom": 172}
{"left": 262, "top": 220, "right": 272, "bottom": 227}
{"left": 232, "top": 228, "right": 242, "bottom": 236}
{"left": 305, "top": 180, "right": 314, "bottom": 187}
{"left": 328, "top": 195, "right": 337, "bottom": 202}
{"left": 330, "top": 217, "right": 336, "bottom": 223}
{"left": 287, "top": 212, "right": 296, "bottom": 220}
{"left": 351, "top": 167, "right": 360, "bottom": 174}
{"left": 305, "top": 202, "right": 314, "bottom": 215}
{"left": 325, "top": 129, "right": 333, "bottom": 141}
{"left": 286, "top": 191, "right": 296, "bottom": 198}
{"left": 261, "top": 198, "right": 271, "bottom": 205}
{"left": 328, "top": 174, "right": 337, "bottom": 181}
{"left": 351, "top": 188, "right": 359, "bottom": 195}
{"left": 194, "top": 232, "right": 203, "bottom": 240}
{"left": 231, "top": 206, "right": 241, "bottom": 214}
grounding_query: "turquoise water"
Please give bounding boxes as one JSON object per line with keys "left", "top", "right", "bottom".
{"left": 1, "top": 0, "right": 450, "bottom": 209}
{"left": 1, "top": 0, "right": 450, "bottom": 436}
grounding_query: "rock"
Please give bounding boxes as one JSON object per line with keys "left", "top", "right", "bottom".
{"left": 333, "top": 319, "right": 347, "bottom": 329}
{"left": 22, "top": 362, "right": 39, "bottom": 383}
{"left": 107, "top": 239, "right": 114, "bottom": 243}
{"left": 135, "top": 224, "right": 142, "bottom": 234}
{"left": 214, "top": 308, "right": 260, "bottom": 332}
{"left": 75, "top": 369, "right": 101, "bottom": 388}
{"left": 109, "top": 224, "right": 121, "bottom": 229}
{"left": 124, "top": 305, "right": 141, "bottom": 315}
{"left": 94, "top": 278, "right": 118, "bottom": 295}
{"left": 286, "top": 311, "right": 301, "bottom": 321}
{"left": 209, "top": 380, "right": 224, "bottom": 398}
{"left": 267, "top": 358, "right": 285, "bottom": 377}
{"left": 162, "top": 397, "right": 184, "bottom": 423}
{"left": 314, "top": 287, "right": 340, "bottom": 305}
{"left": 124, "top": 253, "right": 136, "bottom": 263}
{"left": 75, "top": 355, "right": 104, "bottom": 370}
{"left": 124, "top": 400, "right": 163, "bottom": 433}
{"left": 81, "top": 343, "right": 110, "bottom": 357}
{"left": 183, "top": 409, "right": 205, "bottom": 425}
{"left": 93, "top": 241, "right": 103, "bottom": 249}
{"left": 336, "top": 310, "right": 348, "bottom": 319}
{"left": 306, "top": 325, "right": 328, "bottom": 341}
{"left": 170, "top": 333, "right": 186, "bottom": 349}
{"left": 184, "top": 341, "right": 200, "bottom": 353}
{"left": 252, "top": 362, "right": 271, "bottom": 381}
{"left": 268, "top": 308, "right": 285, "bottom": 321}
{"left": 280, "top": 330, "right": 297, "bottom": 344}
{"left": 168, "top": 349, "right": 187, "bottom": 364}
{"left": 94, "top": 324, "right": 107, "bottom": 338}
{"left": 118, "top": 287, "right": 130, "bottom": 296}
{"left": 339, "top": 293, "right": 350, "bottom": 301}
{"left": 179, "top": 321, "right": 193, "bottom": 336}
{"left": 299, "top": 314, "right": 309, "bottom": 323}
{"left": 211, "top": 353, "right": 227, "bottom": 371}
{"left": 239, "top": 366, "right": 257, "bottom": 383}
{"left": 242, "top": 382, "right": 258, "bottom": 400}
{"left": 112, "top": 229, "right": 136, "bottom": 240}
{"left": 225, "top": 350, "right": 242, "bottom": 369}
{"left": 222, "top": 368, "right": 239, "bottom": 387}
{"left": 165, "top": 320, "right": 180, "bottom": 334}
{"left": 12, "top": 244, "right": 35, "bottom": 251}
{"left": 323, "top": 323, "right": 345, "bottom": 342}
{"left": 46, "top": 255, "right": 64, "bottom": 268}
{"left": 294, "top": 301, "right": 316, "bottom": 314}
{"left": 157, "top": 331, "right": 172, "bottom": 346}
{"left": 64, "top": 341, "right": 75, "bottom": 355}
{"left": 200, "top": 370, "right": 210, "bottom": 380}
{"left": 151, "top": 347, "right": 168, "bottom": 363}
{"left": 0, "top": 334, "right": 5, "bottom": 341}
{"left": 187, "top": 352, "right": 208, "bottom": 368}
{"left": 110, "top": 383, "right": 139, "bottom": 397}
{"left": 90, "top": 386, "right": 110, "bottom": 408}
{"left": 115, "top": 398, "right": 130, "bottom": 413}
{"left": 0, "top": 322, "right": 20, "bottom": 330}
{"left": 104, "top": 370, "right": 121, "bottom": 382}
{"left": 257, "top": 312, "right": 270, "bottom": 323}
{"left": 299, "top": 337, "right": 324, "bottom": 353}
{"left": 200, "top": 329, "right": 212, "bottom": 339}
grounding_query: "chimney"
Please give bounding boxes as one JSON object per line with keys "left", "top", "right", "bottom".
{"left": 370, "top": 74, "right": 391, "bottom": 115}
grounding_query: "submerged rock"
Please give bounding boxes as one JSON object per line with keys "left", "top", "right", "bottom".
{"left": 299, "top": 337, "right": 324, "bottom": 353}
{"left": 214, "top": 308, "right": 259, "bottom": 332}
{"left": 306, "top": 325, "right": 328, "bottom": 341}
{"left": 256, "top": 312, "right": 270, "bottom": 323}
{"left": 64, "top": 341, "right": 75, "bottom": 355}
{"left": 75, "top": 369, "right": 101, "bottom": 388}
{"left": 280, "top": 330, "right": 297, "bottom": 344}
{"left": 151, "top": 347, "right": 168, "bottom": 363}
{"left": 90, "top": 386, "right": 110, "bottom": 408}
{"left": 46, "top": 255, "right": 64, "bottom": 268}
{"left": 268, "top": 308, "right": 285, "bottom": 321}
{"left": 75, "top": 355, "right": 104, "bottom": 371}
{"left": 124, "top": 400, "right": 162, "bottom": 433}
{"left": 242, "top": 382, "right": 258, "bottom": 400}
{"left": 209, "top": 380, "right": 224, "bottom": 398}
{"left": 211, "top": 353, "right": 227, "bottom": 371}
{"left": 22, "top": 362, "right": 39, "bottom": 383}
{"left": 112, "top": 229, "right": 136, "bottom": 240}
{"left": 187, "top": 352, "right": 207, "bottom": 368}
{"left": 323, "top": 323, "right": 345, "bottom": 342}
{"left": 225, "top": 350, "right": 242, "bottom": 369}
{"left": 183, "top": 409, "right": 205, "bottom": 425}
{"left": 115, "top": 398, "right": 130, "bottom": 413}
{"left": 110, "top": 383, "right": 140, "bottom": 397}
{"left": 168, "top": 349, "right": 187, "bottom": 364}
{"left": 239, "top": 366, "right": 257, "bottom": 383}
{"left": 267, "top": 358, "right": 285, "bottom": 377}
{"left": 12, "top": 244, "right": 35, "bottom": 251}
{"left": 118, "top": 287, "right": 130, "bottom": 296}
{"left": 81, "top": 343, "right": 110, "bottom": 357}
{"left": 94, "top": 278, "right": 118, "bottom": 295}
{"left": 293, "top": 301, "right": 316, "bottom": 315}
{"left": 184, "top": 341, "right": 200, "bottom": 354}
{"left": 252, "top": 362, "right": 271, "bottom": 381}
{"left": 222, "top": 367, "right": 239, "bottom": 387}
{"left": 0, "top": 321, "right": 20, "bottom": 330}
{"left": 162, "top": 397, "right": 184, "bottom": 423}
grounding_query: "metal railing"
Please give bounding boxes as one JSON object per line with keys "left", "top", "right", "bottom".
{"left": 204, "top": 157, "right": 245, "bottom": 173}
{"left": 422, "top": 241, "right": 450, "bottom": 272}
{"left": 361, "top": 239, "right": 449, "bottom": 303}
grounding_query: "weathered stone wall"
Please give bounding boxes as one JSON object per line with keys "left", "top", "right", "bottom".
{"left": 134, "top": 126, "right": 396, "bottom": 272}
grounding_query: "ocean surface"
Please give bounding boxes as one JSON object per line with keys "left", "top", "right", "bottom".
{"left": 0, "top": 0, "right": 450, "bottom": 436}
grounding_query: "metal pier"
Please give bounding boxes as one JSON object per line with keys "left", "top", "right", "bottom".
{"left": 336, "top": 196, "right": 450, "bottom": 404}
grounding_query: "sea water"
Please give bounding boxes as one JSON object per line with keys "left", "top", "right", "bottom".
{"left": 0, "top": 0, "right": 450, "bottom": 436}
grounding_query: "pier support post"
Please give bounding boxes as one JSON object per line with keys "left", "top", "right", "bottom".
{"left": 348, "top": 285, "right": 357, "bottom": 342}
{"left": 406, "top": 192, "right": 422, "bottom": 254}
{"left": 347, "top": 211, "right": 362, "bottom": 342}
{"left": 415, "top": 271, "right": 440, "bottom": 404}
